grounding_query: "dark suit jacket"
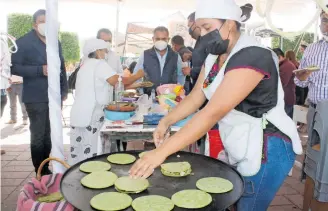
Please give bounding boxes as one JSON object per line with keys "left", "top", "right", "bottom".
{"left": 11, "top": 30, "right": 68, "bottom": 103}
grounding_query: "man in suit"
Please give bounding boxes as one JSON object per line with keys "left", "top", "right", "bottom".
{"left": 11, "top": 9, "right": 68, "bottom": 175}
{"left": 132, "top": 26, "right": 184, "bottom": 95}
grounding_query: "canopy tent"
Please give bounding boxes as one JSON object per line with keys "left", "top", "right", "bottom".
{"left": 4, "top": 0, "right": 325, "bottom": 172}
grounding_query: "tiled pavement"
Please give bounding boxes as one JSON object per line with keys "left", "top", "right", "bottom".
{"left": 1, "top": 143, "right": 305, "bottom": 211}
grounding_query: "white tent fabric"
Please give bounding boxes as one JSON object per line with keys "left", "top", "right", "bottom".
{"left": 45, "top": 0, "right": 65, "bottom": 173}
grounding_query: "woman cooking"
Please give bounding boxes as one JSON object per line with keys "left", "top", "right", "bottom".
{"left": 130, "top": 0, "right": 302, "bottom": 210}
{"left": 69, "top": 39, "right": 139, "bottom": 165}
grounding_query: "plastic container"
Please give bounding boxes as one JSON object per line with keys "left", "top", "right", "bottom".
{"left": 115, "top": 76, "right": 124, "bottom": 102}
{"left": 143, "top": 114, "right": 164, "bottom": 125}
{"left": 208, "top": 130, "right": 224, "bottom": 159}
{"left": 105, "top": 110, "right": 135, "bottom": 121}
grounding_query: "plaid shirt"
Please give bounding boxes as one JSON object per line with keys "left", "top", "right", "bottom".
{"left": 294, "top": 39, "right": 328, "bottom": 104}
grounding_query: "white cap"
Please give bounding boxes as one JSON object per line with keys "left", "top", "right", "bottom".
{"left": 196, "top": 0, "right": 242, "bottom": 23}
{"left": 83, "top": 38, "right": 108, "bottom": 56}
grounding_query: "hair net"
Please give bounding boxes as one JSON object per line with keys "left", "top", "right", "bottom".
{"left": 83, "top": 38, "right": 108, "bottom": 56}
{"left": 196, "top": 0, "right": 242, "bottom": 23}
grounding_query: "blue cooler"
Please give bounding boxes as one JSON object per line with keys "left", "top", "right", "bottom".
{"left": 105, "top": 110, "right": 135, "bottom": 121}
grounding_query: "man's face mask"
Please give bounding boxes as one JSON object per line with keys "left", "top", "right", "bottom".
{"left": 37, "top": 23, "right": 46, "bottom": 37}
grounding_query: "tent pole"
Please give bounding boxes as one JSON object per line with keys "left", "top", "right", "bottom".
{"left": 46, "top": 0, "right": 65, "bottom": 173}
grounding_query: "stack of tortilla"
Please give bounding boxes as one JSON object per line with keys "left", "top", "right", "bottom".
{"left": 161, "top": 162, "right": 191, "bottom": 177}
{"left": 115, "top": 176, "right": 149, "bottom": 194}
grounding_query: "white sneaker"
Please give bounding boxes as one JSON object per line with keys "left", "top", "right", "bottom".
{"left": 23, "top": 120, "right": 28, "bottom": 125}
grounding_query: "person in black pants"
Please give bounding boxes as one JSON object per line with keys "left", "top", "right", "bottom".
{"left": 11, "top": 10, "right": 68, "bottom": 175}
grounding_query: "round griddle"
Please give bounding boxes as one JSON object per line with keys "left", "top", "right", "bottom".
{"left": 60, "top": 151, "right": 244, "bottom": 211}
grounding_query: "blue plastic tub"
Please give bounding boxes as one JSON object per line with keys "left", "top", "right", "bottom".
{"left": 105, "top": 110, "right": 135, "bottom": 121}
{"left": 143, "top": 114, "right": 165, "bottom": 125}
{"left": 174, "top": 114, "right": 194, "bottom": 127}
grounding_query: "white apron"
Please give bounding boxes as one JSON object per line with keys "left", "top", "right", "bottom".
{"left": 202, "top": 34, "right": 303, "bottom": 176}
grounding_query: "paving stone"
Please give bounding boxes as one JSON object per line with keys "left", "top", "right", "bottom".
{"left": 6, "top": 161, "right": 32, "bottom": 166}
{"left": 1, "top": 178, "right": 25, "bottom": 186}
{"left": 14, "top": 152, "right": 31, "bottom": 161}
{"left": 1, "top": 186, "right": 16, "bottom": 195}
{"left": 1, "top": 203, "right": 17, "bottom": 211}
{"left": 0, "top": 155, "right": 18, "bottom": 161}
{"left": 268, "top": 205, "right": 301, "bottom": 211}
{"left": 2, "top": 166, "right": 34, "bottom": 172}
{"left": 285, "top": 194, "right": 303, "bottom": 209}
{"left": 277, "top": 184, "right": 300, "bottom": 195}
{"left": 270, "top": 196, "right": 292, "bottom": 206}
{"left": 1, "top": 193, "right": 9, "bottom": 201}
{"left": 1, "top": 151, "right": 21, "bottom": 156}
{"left": 1, "top": 171, "right": 31, "bottom": 179}
{"left": 1, "top": 160, "right": 9, "bottom": 167}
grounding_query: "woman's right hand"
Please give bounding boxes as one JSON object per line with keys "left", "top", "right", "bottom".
{"left": 153, "top": 120, "right": 170, "bottom": 147}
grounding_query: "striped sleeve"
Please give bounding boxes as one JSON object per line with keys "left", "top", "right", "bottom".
{"left": 294, "top": 47, "right": 310, "bottom": 88}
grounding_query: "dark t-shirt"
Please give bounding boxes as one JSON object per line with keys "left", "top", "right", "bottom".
{"left": 224, "top": 46, "right": 287, "bottom": 136}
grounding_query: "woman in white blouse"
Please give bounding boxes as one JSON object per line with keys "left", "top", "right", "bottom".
{"left": 69, "top": 39, "right": 137, "bottom": 164}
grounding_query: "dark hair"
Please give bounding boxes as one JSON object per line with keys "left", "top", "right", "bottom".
{"left": 188, "top": 12, "right": 196, "bottom": 22}
{"left": 153, "top": 26, "right": 169, "bottom": 35}
{"left": 88, "top": 52, "right": 97, "bottom": 59}
{"left": 33, "top": 9, "right": 46, "bottom": 23}
{"left": 128, "top": 61, "right": 137, "bottom": 74}
{"left": 97, "top": 28, "right": 112, "bottom": 39}
{"left": 218, "top": 19, "right": 242, "bottom": 31}
{"left": 285, "top": 50, "right": 297, "bottom": 62}
{"left": 171, "top": 35, "right": 184, "bottom": 46}
{"left": 300, "top": 45, "right": 307, "bottom": 49}
{"left": 273, "top": 48, "right": 285, "bottom": 58}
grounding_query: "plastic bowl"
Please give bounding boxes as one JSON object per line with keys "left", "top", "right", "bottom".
{"left": 104, "top": 110, "right": 135, "bottom": 121}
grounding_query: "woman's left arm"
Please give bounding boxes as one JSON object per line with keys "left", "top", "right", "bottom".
{"left": 130, "top": 68, "right": 264, "bottom": 178}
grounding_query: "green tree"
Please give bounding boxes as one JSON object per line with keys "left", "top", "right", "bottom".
{"left": 271, "top": 33, "right": 314, "bottom": 60}
{"left": 59, "top": 32, "right": 80, "bottom": 65}
{"left": 7, "top": 13, "right": 33, "bottom": 39}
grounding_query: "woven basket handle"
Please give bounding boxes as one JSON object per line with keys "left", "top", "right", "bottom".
{"left": 37, "top": 157, "right": 70, "bottom": 181}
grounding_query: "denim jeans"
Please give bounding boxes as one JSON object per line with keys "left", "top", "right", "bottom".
{"left": 8, "top": 84, "right": 28, "bottom": 121}
{"left": 237, "top": 136, "right": 296, "bottom": 211}
{"left": 25, "top": 103, "right": 51, "bottom": 173}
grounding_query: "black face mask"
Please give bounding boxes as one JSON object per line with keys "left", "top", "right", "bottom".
{"left": 203, "top": 29, "right": 230, "bottom": 56}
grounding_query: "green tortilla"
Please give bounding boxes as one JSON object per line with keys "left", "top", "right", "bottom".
{"left": 171, "top": 189, "right": 212, "bottom": 209}
{"left": 115, "top": 176, "right": 149, "bottom": 193}
{"left": 132, "top": 195, "right": 174, "bottom": 211}
{"left": 161, "top": 162, "right": 191, "bottom": 177}
{"left": 90, "top": 192, "right": 132, "bottom": 211}
{"left": 196, "top": 177, "right": 233, "bottom": 193}
{"left": 81, "top": 171, "right": 118, "bottom": 189}
{"left": 79, "top": 161, "right": 111, "bottom": 173}
{"left": 107, "top": 153, "right": 136, "bottom": 165}
{"left": 37, "top": 192, "right": 64, "bottom": 202}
